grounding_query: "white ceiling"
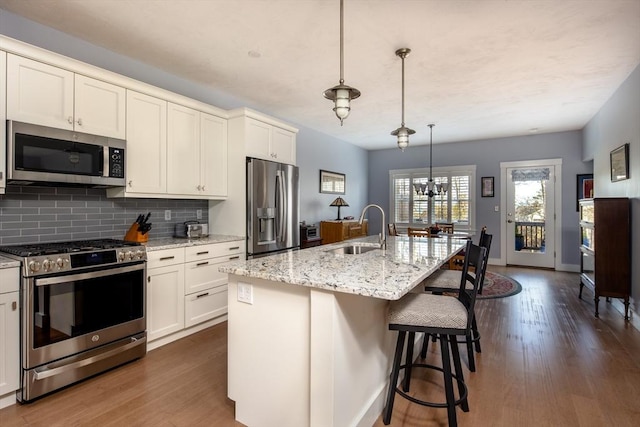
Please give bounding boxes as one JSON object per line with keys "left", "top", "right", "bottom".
{"left": 2, "top": 0, "right": 639, "bottom": 150}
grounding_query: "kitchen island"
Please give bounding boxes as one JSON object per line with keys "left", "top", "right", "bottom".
{"left": 219, "top": 235, "right": 466, "bottom": 427}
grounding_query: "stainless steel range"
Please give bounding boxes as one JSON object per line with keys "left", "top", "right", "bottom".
{"left": 0, "top": 239, "right": 147, "bottom": 402}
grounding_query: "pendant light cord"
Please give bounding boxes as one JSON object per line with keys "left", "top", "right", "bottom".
{"left": 339, "top": 0, "right": 344, "bottom": 84}
{"left": 400, "top": 55, "right": 405, "bottom": 126}
{"left": 429, "top": 124, "right": 434, "bottom": 182}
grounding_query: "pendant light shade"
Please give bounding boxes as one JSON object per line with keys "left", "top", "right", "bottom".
{"left": 391, "top": 48, "right": 415, "bottom": 151}
{"left": 323, "top": 0, "right": 360, "bottom": 125}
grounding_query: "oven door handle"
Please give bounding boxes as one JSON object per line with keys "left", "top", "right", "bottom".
{"left": 34, "top": 263, "right": 145, "bottom": 287}
{"left": 33, "top": 335, "right": 147, "bottom": 380}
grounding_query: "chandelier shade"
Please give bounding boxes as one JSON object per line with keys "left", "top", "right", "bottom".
{"left": 323, "top": 0, "right": 360, "bottom": 125}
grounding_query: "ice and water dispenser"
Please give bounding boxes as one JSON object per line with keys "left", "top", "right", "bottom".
{"left": 256, "top": 207, "right": 276, "bottom": 245}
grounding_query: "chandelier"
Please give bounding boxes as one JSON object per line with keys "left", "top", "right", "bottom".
{"left": 323, "top": 0, "right": 360, "bottom": 125}
{"left": 414, "top": 124, "right": 449, "bottom": 197}
{"left": 391, "top": 48, "right": 415, "bottom": 151}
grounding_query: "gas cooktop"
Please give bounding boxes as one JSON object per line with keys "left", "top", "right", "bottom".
{"left": 0, "top": 238, "right": 146, "bottom": 277}
{"left": 0, "top": 238, "right": 141, "bottom": 257}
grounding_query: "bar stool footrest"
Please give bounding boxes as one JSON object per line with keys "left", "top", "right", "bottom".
{"left": 395, "top": 362, "right": 468, "bottom": 409}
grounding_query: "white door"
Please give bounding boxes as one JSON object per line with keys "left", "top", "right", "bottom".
{"left": 503, "top": 160, "right": 560, "bottom": 268}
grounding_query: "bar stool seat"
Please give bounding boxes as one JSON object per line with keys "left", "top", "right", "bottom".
{"left": 389, "top": 293, "right": 468, "bottom": 329}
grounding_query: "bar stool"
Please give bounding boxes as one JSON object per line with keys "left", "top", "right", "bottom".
{"left": 383, "top": 241, "right": 487, "bottom": 427}
{"left": 421, "top": 232, "right": 492, "bottom": 372}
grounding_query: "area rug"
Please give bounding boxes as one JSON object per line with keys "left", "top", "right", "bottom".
{"left": 477, "top": 271, "right": 522, "bottom": 299}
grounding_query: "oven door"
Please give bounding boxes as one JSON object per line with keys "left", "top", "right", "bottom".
{"left": 23, "top": 263, "right": 146, "bottom": 370}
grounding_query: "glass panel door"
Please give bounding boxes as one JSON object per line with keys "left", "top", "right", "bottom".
{"left": 506, "top": 166, "right": 556, "bottom": 268}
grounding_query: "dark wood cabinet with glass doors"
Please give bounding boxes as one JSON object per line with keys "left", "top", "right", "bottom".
{"left": 578, "top": 198, "right": 631, "bottom": 320}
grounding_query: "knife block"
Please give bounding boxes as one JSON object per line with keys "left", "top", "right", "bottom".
{"left": 124, "top": 223, "right": 149, "bottom": 243}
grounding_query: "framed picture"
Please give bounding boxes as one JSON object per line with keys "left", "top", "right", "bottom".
{"left": 319, "top": 170, "right": 346, "bottom": 194}
{"left": 576, "top": 173, "right": 594, "bottom": 210}
{"left": 481, "top": 176, "right": 494, "bottom": 197}
{"left": 610, "top": 143, "right": 630, "bottom": 182}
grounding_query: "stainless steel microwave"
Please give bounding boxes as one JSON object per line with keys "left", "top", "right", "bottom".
{"left": 7, "top": 121, "right": 126, "bottom": 187}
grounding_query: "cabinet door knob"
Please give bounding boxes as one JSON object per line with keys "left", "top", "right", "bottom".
{"left": 76, "top": 118, "right": 83, "bottom": 126}
{"left": 197, "top": 185, "right": 202, "bottom": 191}
{"left": 201, "top": 185, "right": 205, "bottom": 191}
{"left": 67, "top": 116, "right": 74, "bottom": 124}
{"left": 12, "top": 301, "right": 17, "bottom": 311}
{"left": 128, "top": 180, "right": 133, "bottom": 187}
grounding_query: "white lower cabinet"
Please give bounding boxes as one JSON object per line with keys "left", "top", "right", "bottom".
{"left": 0, "top": 267, "right": 20, "bottom": 403}
{"left": 146, "top": 240, "right": 243, "bottom": 346}
{"left": 146, "top": 248, "right": 185, "bottom": 342}
{"left": 183, "top": 242, "right": 243, "bottom": 328}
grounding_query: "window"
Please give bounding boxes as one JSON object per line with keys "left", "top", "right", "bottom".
{"left": 389, "top": 165, "right": 476, "bottom": 231}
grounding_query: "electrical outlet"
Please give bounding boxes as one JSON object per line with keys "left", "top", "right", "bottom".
{"left": 164, "top": 210, "right": 171, "bottom": 221}
{"left": 237, "top": 282, "right": 254, "bottom": 304}
{"left": 494, "top": 205, "right": 500, "bottom": 212}
{"left": 196, "top": 209, "right": 202, "bottom": 220}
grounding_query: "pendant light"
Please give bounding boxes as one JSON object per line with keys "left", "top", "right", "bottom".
{"left": 391, "top": 48, "right": 415, "bottom": 151}
{"left": 413, "top": 124, "right": 449, "bottom": 197}
{"left": 323, "top": 0, "right": 360, "bottom": 126}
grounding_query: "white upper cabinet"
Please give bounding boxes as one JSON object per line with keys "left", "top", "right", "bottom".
{"left": 0, "top": 51, "right": 7, "bottom": 195}
{"left": 167, "top": 103, "right": 228, "bottom": 198}
{"left": 74, "top": 74, "right": 126, "bottom": 138}
{"left": 122, "top": 90, "right": 167, "bottom": 195}
{"left": 7, "top": 54, "right": 125, "bottom": 139}
{"left": 245, "top": 116, "right": 297, "bottom": 165}
{"left": 201, "top": 113, "right": 228, "bottom": 198}
{"left": 167, "top": 103, "right": 202, "bottom": 196}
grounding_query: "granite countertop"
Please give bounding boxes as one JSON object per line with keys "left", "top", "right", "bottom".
{"left": 219, "top": 235, "right": 467, "bottom": 300}
{"left": 0, "top": 255, "right": 21, "bottom": 269}
{"left": 144, "top": 234, "right": 244, "bottom": 251}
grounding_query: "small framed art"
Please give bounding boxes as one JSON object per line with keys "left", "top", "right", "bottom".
{"left": 481, "top": 177, "right": 494, "bottom": 197}
{"left": 610, "top": 143, "right": 629, "bottom": 182}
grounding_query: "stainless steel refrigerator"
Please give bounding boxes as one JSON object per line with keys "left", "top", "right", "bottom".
{"left": 246, "top": 157, "right": 300, "bottom": 258}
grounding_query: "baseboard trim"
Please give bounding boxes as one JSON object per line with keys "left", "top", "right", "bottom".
{"left": 148, "top": 314, "right": 228, "bottom": 351}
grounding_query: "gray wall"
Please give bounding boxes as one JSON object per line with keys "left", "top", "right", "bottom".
{"left": 297, "top": 128, "right": 368, "bottom": 226}
{"left": 0, "top": 9, "right": 369, "bottom": 236}
{"left": 368, "top": 131, "right": 592, "bottom": 266}
{"left": 583, "top": 64, "right": 640, "bottom": 313}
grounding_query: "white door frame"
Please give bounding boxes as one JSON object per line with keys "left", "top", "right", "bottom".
{"left": 499, "top": 158, "right": 562, "bottom": 269}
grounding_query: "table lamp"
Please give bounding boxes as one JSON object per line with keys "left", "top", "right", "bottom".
{"left": 330, "top": 197, "right": 349, "bottom": 220}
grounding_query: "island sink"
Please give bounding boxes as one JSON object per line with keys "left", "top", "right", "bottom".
{"left": 326, "top": 244, "right": 379, "bottom": 255}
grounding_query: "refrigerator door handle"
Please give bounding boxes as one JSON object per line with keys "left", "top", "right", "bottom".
{"left": 276, "top": 170, "right": 285, "bottom": 242}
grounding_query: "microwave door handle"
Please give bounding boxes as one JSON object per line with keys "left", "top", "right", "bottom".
{"left": 102, "top": 146, "right": 109, "bottom": 177}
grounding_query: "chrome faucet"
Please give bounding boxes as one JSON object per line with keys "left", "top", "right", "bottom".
{"left": 358, "top": 204, "right": 386, "bottom": 250}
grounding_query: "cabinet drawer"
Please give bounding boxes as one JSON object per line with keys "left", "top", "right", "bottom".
{"left": 185, "top": 257, "right": 231, "bottom": 295}
{"left": 185, "top": 285, "right": 228, "bottom": 327}
{"left": 185, "top": 241, "right": 243, "bottom": 262}
{"left": 147, "top": 248, "right": 185, "bottom": 269}
{"left": 0, "top": 267, "right": 19, "bottom": 293}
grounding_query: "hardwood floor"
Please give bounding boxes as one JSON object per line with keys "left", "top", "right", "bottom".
{"left": 1, "top": 267, "right": 639, "bottom": 426}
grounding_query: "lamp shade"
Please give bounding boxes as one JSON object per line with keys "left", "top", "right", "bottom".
{"left": 330, "top": 197, "right": 349, "bottom": 207}
{"left": 330, "top": 197, "right": 349, "bottom": 220}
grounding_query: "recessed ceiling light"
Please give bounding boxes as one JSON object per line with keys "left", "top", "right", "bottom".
{"left": 248, "top": 50, "right": 261, "bottom": 58}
